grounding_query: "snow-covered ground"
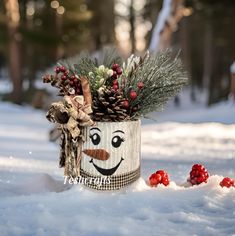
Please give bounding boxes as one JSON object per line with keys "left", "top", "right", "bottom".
{"left": 0, "top": 97, "right": 235, "bottom": 236}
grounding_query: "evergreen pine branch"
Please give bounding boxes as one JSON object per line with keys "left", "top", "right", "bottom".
{"left": 99, "top": 47, "right": 122, "bottom": 68}
{"left": 124, "top": 50, "right": 188, "bottom": 118}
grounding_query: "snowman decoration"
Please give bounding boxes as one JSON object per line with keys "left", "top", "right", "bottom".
{"left": 80, "top": 120, "right": 141, "bottom": 190}
{"left": 43, "top": 51, "right": 187, "bottom": 191}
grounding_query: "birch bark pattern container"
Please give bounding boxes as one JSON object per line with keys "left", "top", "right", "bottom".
{"left": 80, "top": 120, "right": 141, "bottom": 190}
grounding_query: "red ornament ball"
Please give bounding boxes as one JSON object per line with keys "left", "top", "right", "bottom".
{"left": 220, "top": 177, "right": 235, "bottom": 188}
{"left": 149, "top": 170, "right": 170, "bottom": 187}
{"left": 149, "top": 173, "right": 162, "bottom": 186}
{"left": 130, "top": 90, "right": 137, "bottom": 100}
{"left": 121, "top": 100, "right": 129, "bottom": 109}
{"left": 188, "top": 164, "right": 209, "bottom": 185}
{"left": 137, "top": 82, "right": 144, "bottom": 89}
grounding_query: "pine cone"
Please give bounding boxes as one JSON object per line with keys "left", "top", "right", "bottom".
{"left": 92, "top": 89, "right": 130, "bottom": 122}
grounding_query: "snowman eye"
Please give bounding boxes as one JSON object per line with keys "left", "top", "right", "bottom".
{"left": 89, "top": 133, "right": 101, "bottom": 145}
{"left": 112, "top": 135, "right": 124, "bottom": 148}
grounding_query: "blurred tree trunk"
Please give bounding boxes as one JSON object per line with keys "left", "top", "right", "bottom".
{"left": 4, "top": 0, "right": 22, "bottom": 104}
{"left": 129, "top": 0, "right": 136, "bottom": 53}
{"left": 180, "top": 17, "right": 195, "bottom": 101}
{"left": 149, "top": 0, "right": 185, "bottom": 52}
{"left": 89, "top": 0, "right": 115, "bottom": 50}
{"left": 202, "top": 19, "right": 213, "bottom": 94}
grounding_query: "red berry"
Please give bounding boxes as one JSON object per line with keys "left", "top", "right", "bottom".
{"left": 76, "top": 88, "right": 81, "bottom": 94}
{"left": 112, "top": 71, "right": 117, "bottom": 79}
{"left": 130, "top": 90, "right": 137, "bottom": 100}
{"left": 162, "top": 177, "right": 170, "bottom": 186}
{"left": 188, "top": 164, "right": 209, "bottom": 185}
{"left": 70, "top": 75, "right": 75, "bottom": 80}
{"left": 148, "top": 169, "right": 170, "bottom": 187}
{"left": 113, "top": 79, "right": 119, "bottom": 85}
{"left": 54, "top": 66, "right": 60, "bottom": 73}
{"left": 112, "top": 63, "right": 119, "bottom": 71}
{"left": 64, "top": 71, "right": 69, "bottom": 76}
{"left": 60, "top": 66, "right": 66, "bottom": 73}
{"left": 220, "top": 177, "right": 235, "bottom": 188}
{"left": 149, "top": 173, "right": 161, "bottom": 186}
{"left": 121, "top": 100, "right": 129, "bottom": 109}
{"left": 137, "top": 82, "right": 144, "bottom": 89}
{"left": 116, "top": 67, "right": 122, "bottom": 75}
{"left": 73, "top": 78, "right": 79, "bottom": 84}
{"left": 156, "top": 170, "right": 167, "bottom": 177}
{"left": 112, "top": 84, "right": 119, "bottom": 91}
{"left": 61, "top": 75, "right": 67, "bottom": 80}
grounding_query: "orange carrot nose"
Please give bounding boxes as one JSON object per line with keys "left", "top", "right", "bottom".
{"left": 83, "top": 149, "right": 110, "bottom": 161}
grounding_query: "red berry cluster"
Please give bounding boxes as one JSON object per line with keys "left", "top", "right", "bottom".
{"left": 54, "top": 66, "right": 82, "bottom": 95}
{"left": 128, "top": 82, "right": 144, "bottom": 101}
{"left": 111, "top": 64, "right": 122, "bottom": 91}
{"left": 112, "top": 63, "right": 122, "bottom": 79}
{"left": 149, "top": 170, "right": 170, "bottom": 187}
{"left": 188, "top": 164, "right": 209, "bottom": 185}
{"left": 220, "top": 177, "right": 235, "bottom": 188}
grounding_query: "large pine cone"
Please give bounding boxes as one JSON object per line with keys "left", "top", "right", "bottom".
{"left": 92, "top": 89, "right": 130, "bottom": 122}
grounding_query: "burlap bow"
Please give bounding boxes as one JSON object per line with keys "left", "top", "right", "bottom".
{"left": 46, "top": 77, "right": 94, "bottom": 177}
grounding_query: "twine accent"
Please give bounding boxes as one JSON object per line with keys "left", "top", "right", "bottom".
{"left": 80, "top": 166, "right": 141, "bottom": 190}
{"left": 46, "top": 77, "right": 94, "bottom": 177}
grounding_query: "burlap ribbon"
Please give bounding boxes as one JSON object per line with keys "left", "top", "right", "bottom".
{"left": 46, "top": 77, "right": 94, "bottom": 177}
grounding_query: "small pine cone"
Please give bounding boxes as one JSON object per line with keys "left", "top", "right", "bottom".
{"left": 92, "top": 89, "right": 130, "bottom": 122}
{"left": 43, "top": 74, "right": 53, "bottom": 83}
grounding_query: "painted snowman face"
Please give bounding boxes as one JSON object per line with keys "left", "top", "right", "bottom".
{"left": 81, "top": 120, "right": 141, "bottom": 176}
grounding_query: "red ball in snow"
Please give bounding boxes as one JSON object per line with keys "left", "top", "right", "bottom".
{"left": 149, "top": 173, "right": 162, "bottom": 186}
{"left": 130, "top": 90, "right": 137, "bottom": 100}
{"left": 149, "top": 170, "right": 170, "bottom": 187}
{"left": 156, "top": 170, "right": 170, "bottom": 186}
{"left": 220, "top": 177, "right": 235, "bottom": 188}
{"left": 137, "top": 82, "right": 144, "bottom": 89}
{"left": 188, "top": 164, "right": 209, "bottom": 185}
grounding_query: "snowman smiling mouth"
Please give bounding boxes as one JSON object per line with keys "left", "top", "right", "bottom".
{"left": 82, "top": 148, "right": 124, "bottom": 176}
{"left": 83, "top": 128, "right": 126, "bottom": 176}
{"left": 89, "top": 157, "right": 124, "bottom": 176}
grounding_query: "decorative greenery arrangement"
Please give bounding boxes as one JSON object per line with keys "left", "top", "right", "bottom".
{"left": 43, "top": 49, "right": 187, "bottom": 122}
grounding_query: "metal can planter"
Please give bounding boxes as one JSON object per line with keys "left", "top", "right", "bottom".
{"left": 80, "top": 120, "right": 141, "bottom": 190}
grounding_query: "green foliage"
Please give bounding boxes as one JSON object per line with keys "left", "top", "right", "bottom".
{"left": 124, "top": 50, "right": 188, "bottom": 118}
{"left": 46, "top": 49, "right": 188, "bottom": 121}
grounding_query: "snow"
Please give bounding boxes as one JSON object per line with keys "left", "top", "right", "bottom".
{"left": 0, "top": 97, "right": 235, "bottom": 236}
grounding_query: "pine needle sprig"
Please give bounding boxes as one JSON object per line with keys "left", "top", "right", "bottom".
{"left": 100, "top": 47, "right": 122, "bottom": 68}
{"left": 125, "top": 50, "right": 188, "bottom": 118}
